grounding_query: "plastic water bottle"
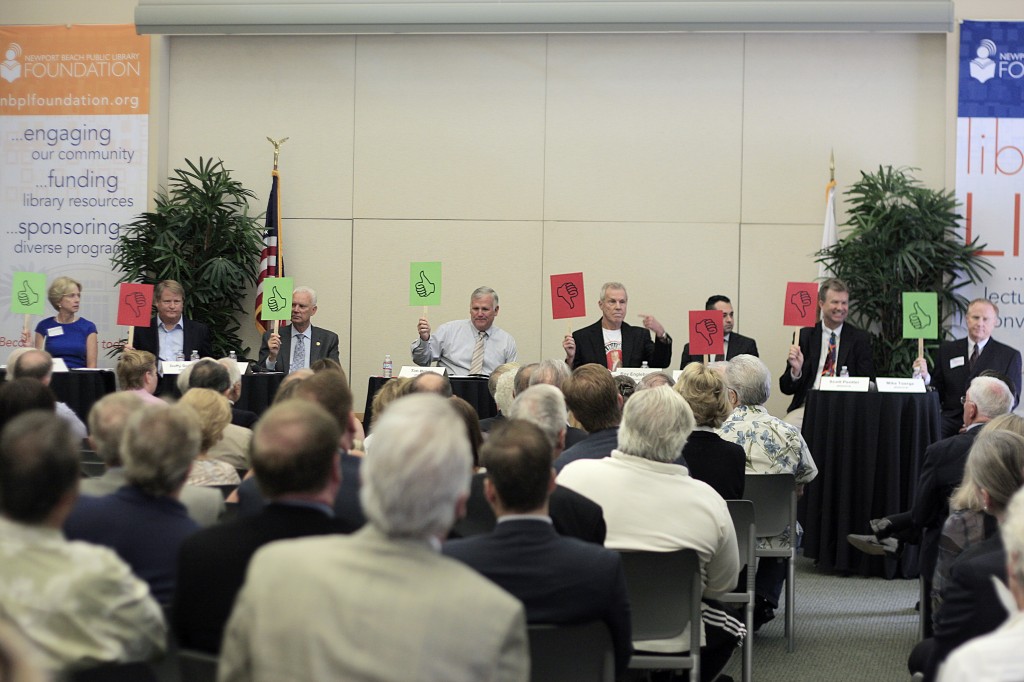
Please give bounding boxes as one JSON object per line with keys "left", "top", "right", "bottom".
{"left": 383, "top": 354, "right": 393, "bottom": 378}
{"left": 840, "top": 366, "right": 849, "bottom": 378}
{"left": 175, "top": 351, "right": 185, "bottom": 362}
{"left": 229, "top": 350, "right": 237, "bottom": 362}
{"left": 641, "top": 361, "right": 649, "bottom": 369}
{"left": 190, "top": 350, "right": 199, "bottom": 362}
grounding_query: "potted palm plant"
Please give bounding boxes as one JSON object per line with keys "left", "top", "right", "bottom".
{"left": 111, "top": 158, "right": 265, "bottom": 358}
{"left": 816, "top": 165, "right": 992, "bottom": 377}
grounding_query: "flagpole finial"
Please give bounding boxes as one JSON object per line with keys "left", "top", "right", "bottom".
{"left": 829, "top": 149, "right": 835, "bottom": 182}
{"left": 267, "top": 137, "right": 289, "bottom": 170}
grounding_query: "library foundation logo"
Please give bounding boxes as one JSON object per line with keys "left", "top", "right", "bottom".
{"left": 1, "top": 43, "right": 22, "bottom": 84}
{"left": 970, "top": 39, "right": 998, "bottom": 83}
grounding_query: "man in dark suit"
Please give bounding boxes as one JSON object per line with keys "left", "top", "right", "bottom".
{"left": 554, "top": 365, "right": 622, "bottom": 472}
{"left": 914, "top": 298, "right": 1022, "bottom": 438}
{"left": 452, "top": 386, "right": 606, "bottom": 544}
{"left": 131, "top": 279, "right": 213, "bottom": 361}
{"left": 564, "top": 281, "right": 672, "bottom": 370}
{"left": 173, "top": 400, "right": 351, "bottom": 653}
{"left": 779, "top": 277, "right": 875, "bottom": 415}
{"left": 258, "top": 286, "right": 340, "bottom": 372}
{"left": 680, "top": 294, "right": 759, "bottom": 368}
{"left": 443, "top": 420, "right": 632, "bottom": 677}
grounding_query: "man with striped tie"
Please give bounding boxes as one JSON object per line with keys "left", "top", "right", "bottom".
{"left": 778, "top": 278, "right": 875, "bottom": 427}
{"left": 259, "top": 286, "right": 340, "bottom": 373}
{"left": 412, "top": 287, "right": 518, "bottom": 376}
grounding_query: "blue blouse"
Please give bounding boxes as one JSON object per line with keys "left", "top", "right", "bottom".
{"left": 35, "top": 317, "right": 97, "bottom": 369}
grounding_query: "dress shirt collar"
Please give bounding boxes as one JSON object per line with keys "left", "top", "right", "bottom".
{"left": 270, "top": 499, "right": 335, "bottom": 517}
{"left": 497, "top": 514, "right": 552, "bottom": 525}
{"left": 969, "top": 337, "right": 988, "bottom": 357}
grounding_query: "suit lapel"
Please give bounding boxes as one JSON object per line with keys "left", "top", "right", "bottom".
{"left": 807, "top": 325, "right": 824, "bottom": 377}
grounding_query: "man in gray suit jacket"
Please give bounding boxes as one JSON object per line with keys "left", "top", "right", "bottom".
{"left": 258, "top": 286, "right": 340, "bottom": 372}
{"left": 220, "top": 394, "right": 529, "bottom": 682}
{"left": 81, "top": 392, "right": 224, "bottom": 526}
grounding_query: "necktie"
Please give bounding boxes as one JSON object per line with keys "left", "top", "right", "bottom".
{"left": 291, "top": 333, "right": 306, "bottom": 373}
{"left": 969, "top": 344, "right": 979, "bottom": 372}
{"left": 470, "top": 331, "right": 485, "bottom": 374}
{"left": 822, "top": 332, "right": 837, "bottom": 377}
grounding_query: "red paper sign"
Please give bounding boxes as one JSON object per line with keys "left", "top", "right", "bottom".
{"left": 117, "top": 283, "right": 154, "bottom": 327}
{"left": 784, "top": 282, "right": 819, "bottom": 327}
{"left": 550, "top": 272, "right": 586, "bottom": 320}
{"left": 688, "top": 310, "right": 724, "bottom": 355}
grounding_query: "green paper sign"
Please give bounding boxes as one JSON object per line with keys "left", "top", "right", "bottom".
{"left": 261, "top": 277, "right": 294, "bottom": 321}
{"left": 410, "top": 262, "right": 442, "bottom": 306}
{"left": 902, "top": 292, "right": 938, "bottom": 339}
{"left": 11, "top": 272, "right": 47, "bottom": 315}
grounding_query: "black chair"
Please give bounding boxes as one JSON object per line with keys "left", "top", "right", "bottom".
{"left": 619, "top": 549, "right": 702, "bottom": 680}
{"left": 69, "top": 662, "right": 158, "bottom": 681}
{"left": 178, "top": 648, "right": 219, "bottom": 682}
{"left": 527, "top": 621, "right": 614, "bottom": 682}
{"left": 724, "top": 499, "right": 756, "bottom": 682}
{"left": 744, "top": 473, "right": 798, "bottom": 652}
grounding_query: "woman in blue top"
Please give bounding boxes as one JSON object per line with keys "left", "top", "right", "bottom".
{"left": 31, "top": 276, "right": 98, "bottom": 369}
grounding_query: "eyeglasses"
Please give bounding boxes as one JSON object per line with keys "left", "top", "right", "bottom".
{"left": 961, "top": 395, "right": 972, "bottom": 405}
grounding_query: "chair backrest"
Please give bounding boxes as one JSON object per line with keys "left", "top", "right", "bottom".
{"left": 68, "top": 662, "right": 158, "bottom": 682}
{"left": 527, "top": 621, "right": 614, "bottom": 682}
{"left": 726, "top": 499, "right": 756, "bottom": 571}
{"left": 619, "top": 549, "right": 702, "bottom": 644}
{"left": 178, "top": 648, "right": 219, "bottom": 682}
{"left": 743, "top": 473, "right": 796, "bottom": 539}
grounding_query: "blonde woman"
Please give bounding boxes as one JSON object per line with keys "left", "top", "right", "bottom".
{"left": 27, "top": 276, "right": 97, "bottom": 368}
{"left": 179, "top": 388, "right": 240, "bottom": 487}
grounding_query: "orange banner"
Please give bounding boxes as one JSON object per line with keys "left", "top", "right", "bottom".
{"left": 0, "top": 24, "right": 149, "bottom": 116}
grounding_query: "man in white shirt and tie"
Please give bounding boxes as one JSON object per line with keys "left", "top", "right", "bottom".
{"left": 259, "top": 286, "right": 341, "bottom": 373}
{"left": 412, "top": 287, "right": 518, "bottom": 376}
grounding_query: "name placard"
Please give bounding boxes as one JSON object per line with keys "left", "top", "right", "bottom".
{"left": 612, "top": 367, "right": 663, "bottom": 383}
{"left": 398, "top": 365, "right": 446, "bottom": 378}
{"left": 161, "top": 360, "right": 190, "bottom": 375}
{"left": 51, "top": 357, "right": 69, "bottom": 373}
{"left": 818, "top": 376, "right": 870, "bottom": 392}
{"left": 875, "top": 377, "right": 926, "bottom": 393}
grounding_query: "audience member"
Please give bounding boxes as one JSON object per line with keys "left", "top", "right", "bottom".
{"left": 0, "top": 377, "right": 56, "bottom": 434}
{"left": 259, "top": 286, "right": 341, "bottom": 372}
{"left": 64, "top": 403, "right": 202, "bottom": 604}
{"left": 514, "top": 362, "right": 538, "bottom": 397}
{"left": 479, "top": 361, "right": 519, "bottom": 432}
{"left": 0, "top": 411, "right": 165, "bottom": 674}
{"left": 216, "top": 356, "right": 258, "bottom": 428}
{"left": 450, "top": 395, "right": 484, "bottom": 467}
{"left": 444, "top": 419, "right": 631, "bottom": 676}
{"left": 219, "top": 394, "right": 529, "bottom": 681}
{"left": 564, "top": 281, "right": 672, "bottom": 369}
{"left": 528, "top": 358, "right": 571, "bottom": 389}
{"left": 81, "top": 392, "right": 224, "bottom": 526}
{"left": 554, "top": 365, "right": 622, "bottom": 472}
{"left": 179, "top": 388, "right": 242, "bottom": 488}
{"left": 173, "top": 400, "right": 350, "bottom": 654}
{"left": 131, "top": 279, "right": 213, "bottom": 362}
{"left": 410, "top": 371, "right": 453, "bottom": 397}
{"left": 412, "top": 286, "right": 518, "bottom": 375}
{"left": 10, "top": 349, "right": 87, "bottom": 439}
{"left": 720, "top": 354, "right": 817, "bottom": 630}
{"left": 680, "top": 294, "right": 759, "bottom": 367}
{"left": 558, "top": 386, "right": 742, "bottom": 680}
{"left": 674, "top": 362, "right": 745, "bottom": 500}
{"left": 636, "top": 370, "right": 674, "bottom": 390}
{"left": 181, "top": 358, "right": 253, "bottom": 470}
{"left": 613, "top": 373, "right": 636, "bottom": 403}
{"left": 914, "top": 299, "right": 1022, "bottom": 438}
{"left": 116, "top": 349, "right": 164, "bottom": 405}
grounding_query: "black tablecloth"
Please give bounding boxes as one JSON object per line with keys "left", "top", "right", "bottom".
{"left": 363, "top": 376, "right": 497, "bottom": 432}
{"left": 158, "top": 371, "right": 283, "bottom": 417}
{"left": 0, "top": 368, "right": 117, "bottom": 425}
{"left": 799, "top": 389, "right": 941, "bottom": 577}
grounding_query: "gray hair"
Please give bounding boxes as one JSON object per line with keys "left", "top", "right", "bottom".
{"left": 361, "top": 394, "right": 472, "bottom": 539}
{"left": 1002, "top": 487, "right": 1024, "bottom": 600}
{"left": 725, "top": 354, "right": 771, "bottom": 406}
{"left": 218, "top": 356, "right": 243, "bottom": 388}
{"left": 494, "top": 371, "right": 517, "bottom": 415}
{"left": 637, "top": 371, "right": 675, "bottom": 390}
{"left": 529, "top": 359, "right": 571, "bottom": 390}
{"left": 471, "top": 286, "right": 498, "bottom": 307}
{"left": 617, "top": 385, "right": 695, "bottom": 463}
{"left": 488, "top": 362, "right": 519, "bottom": 398}
{"left": 600, "top": 282, "right": 627, "bottom": 301}
{"left": 293, "top": 285, "right": 317, "bottom": 306}
{"left": 508, "top": 384, "right": 568, "bottom": 450}
{"left": 87, "top": 392, "right": 144, "bottom": 467}
{"left": 963, "top": 429, "right": 1024, "bottom": 517}
{"left": 969, "top": 375, "right": 1014, "bottom": 419}
{"left": 176, "top": 360, "right": 195, "bottom": 395}
{"left": 122, "top": 403, "right": 201, "bottom": 496}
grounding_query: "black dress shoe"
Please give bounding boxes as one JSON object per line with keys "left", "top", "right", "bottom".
{"left": 869, "top": 517, "right": 893, "bottom": 539}
{"left": 753, "top": 597, "right": 776, "bottom": 631}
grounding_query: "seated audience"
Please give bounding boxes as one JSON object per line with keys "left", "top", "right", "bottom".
{"left": 179, "top": 388, "right": 242, "bottom": 488}
{"left": 0, "top": 411, "right": 165, "bottom": 675}
{"left": 174, "top": 400, "right": 351, "bottom": 654}
{"left": 613, "top": 373, "right": 637, "bottom": 403}
{"left": 409, "top": 371, "right": 453, "bottom": 396}
{"left": 10, "top": 349, "right": 87, "bottom": 439}
{"left": 526, "top": 359, "right": 586, "bottom": 447}
{"left": 479, "top": 361, "right": 519, "bottom": 432}
{"left": 444, "top": 419, "right": 631, "bottom": 676}
{"left": 450, "top": 395, "right": 485, "bottom": 467}
{"left": 217, "top": 356, "right": 258, "bottom": 428}
{"left": 674, "top": 362, "right": 745, "bottom": 500}
{"left": 719, "top": 354, "right": 817, "bottom": 630}
{"left": 116, "top": 349, "right": 164, "bottom": 405}
{"left": 183, "top": 358, "right": 253, "bottom": 469}
{"left": 937, "top": 486, "right": 1024, "bottom": 681}
{"left": 64, "top": 403, "right": 202, "bottom": 604}
{"left": 636, "top": 370, "right": 675, "bottom": 390}
{"left": 219, "top": 394, "right": 528, "bottom": 682}
{"left": 81, "top": 392, "right": 224, "bottom": 527}
{"left": 0, "top": 378, "right": 56, "bottom": 434}
{"left": 558, "top": 386, "right": 742, "bottom": 680}
{"left": 553, "top": 365, "right": 622, "bottom": 472}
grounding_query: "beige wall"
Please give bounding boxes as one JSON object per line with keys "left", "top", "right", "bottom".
{"left": 7, "top": 0, "right": 1023, "bottom": 416}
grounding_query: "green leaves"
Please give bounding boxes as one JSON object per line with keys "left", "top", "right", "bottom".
{"left": 817, "top": 166, "right": 991, "bottom": 376}
{"left": 111, "top": 158, "right": 265, "bottom": 358}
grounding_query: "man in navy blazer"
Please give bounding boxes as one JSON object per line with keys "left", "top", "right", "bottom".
{"left": 913, "top": 299, "right": 1022, "bottom": 438}
{"left": 564, "top": 281, "right": 672, "bottom": 370}
{"left": 443, "top": 420, "right": 632, "bottom": 677}
{"left": 173, "top": 400, "right": 351, "bottom": 653}
{"left": 258, "top": 286, "right": 340, "bottom": 372}
{"left": 779, "top": 278, "right": 875, "bottom": 414}
{"left": 131, "top": 279, "right": 213, "bottom": 361}
{"left": 680, "top": 294, "right": 759, "bottom": 368}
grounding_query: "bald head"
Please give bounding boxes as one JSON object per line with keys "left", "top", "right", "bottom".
{"left": 12, "top": 349, "right": 53, "bottom": 385}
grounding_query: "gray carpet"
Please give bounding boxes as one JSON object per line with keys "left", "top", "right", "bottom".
{"left": 720, "top": 555, "right": 920, "bottom": 682}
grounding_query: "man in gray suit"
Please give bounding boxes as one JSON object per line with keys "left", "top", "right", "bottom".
{"left": 81, "top": 392, "right": 224, "bottom": 526}
{"left": 258, "top": 285, "right": 341, "bottom": 372}
{"left": 220, "top": 394, "right": 529, "bottom": 682}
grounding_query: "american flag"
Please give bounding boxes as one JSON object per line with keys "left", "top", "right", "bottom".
{"left": 254, "top": 169, "right": 282, "bottom": 334}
